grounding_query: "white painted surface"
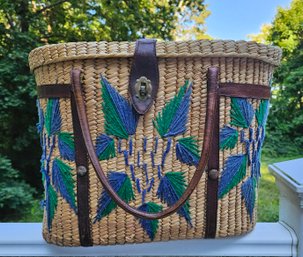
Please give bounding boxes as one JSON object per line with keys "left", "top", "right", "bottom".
{"left": 270, "top": 158, "right": 303, "bottom": 186}
{"left": 270, "top": 158, "right": 303, "bottom": 257}
{"left": 0, "top": 222, "right": 296, "bottom": 256}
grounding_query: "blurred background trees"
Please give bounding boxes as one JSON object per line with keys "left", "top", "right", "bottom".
{"left": 0, "top": 0, "right": 302, "bottom": 221}
{"left": 249, "top": 0, "right": 303, "bottom": 157}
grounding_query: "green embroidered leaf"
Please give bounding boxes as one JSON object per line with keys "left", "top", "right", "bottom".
{"left": 230, "top": 98, "right": 254, "bottom": 128}
{"left": 220, "top": 126, "right": 238, "bottom": 150}
{"left": 101, "top": 77, "right": 138, "bottom": 139}
{"left": 52, "top": 158, "right": 77, "bottom": 212}
{"left": 45, "top": 98, "right": 61, "bottom": 135}
{"left": 47, "top": 183, "right": 58, "bottom": 231}
{"left": 256, "top": 100, "right": 269, "bottom": 127}
{"left": 94, "top": 172, "right": 134, "bottom": 222}
{"left": 138, "top": 202, "right": 163, "bottom": 240}
{"left": 58, "top": 132, "right": 75, "bottom": 161}
{"left": 176, "top": 136, "right": 200, "bottom": 166}
{"left": 153, "top": 81, "right": 192, "bottom": 138}
{"left": 218, "top": 154, "right": 247, "bottom": 198}
{"left": 157, "top": 171, "right": 192, "bottom": 225}
{"left": 95, "top": 134, "right": 116, "bottom": 160}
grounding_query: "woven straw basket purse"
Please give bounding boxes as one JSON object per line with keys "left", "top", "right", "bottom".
{"left": 29, "top": 39, "right": 281, "bottom": 246}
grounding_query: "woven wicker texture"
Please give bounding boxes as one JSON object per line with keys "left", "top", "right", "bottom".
{"left": 29, "top": 40, "right": 282, "bottom": 71}
{"left": 30, "top": 40, "right": 281, "bottom": 246}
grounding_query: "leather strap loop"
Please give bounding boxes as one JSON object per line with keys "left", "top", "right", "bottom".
{"left": 129, "top": 39, "right": 159, "bottom": 115}
{"left": 70, "top": 67, "right": 219, "bottom": 220}
{"left": 37, "top": 84, "right": 71, "bottom": 98}
{"left": 219, "top": 83, "right": 271, "bottom": 99}
{"left": 70, "top": 70, "right": 92, "bottom": 246}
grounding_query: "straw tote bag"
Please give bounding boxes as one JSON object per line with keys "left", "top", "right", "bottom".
{"left": 29, "top": 39, "right": 281, "bottom": 246}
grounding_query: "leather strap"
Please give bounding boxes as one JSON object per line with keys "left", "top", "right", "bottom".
{"left": 219, "top": 83, "right": 271, "bottom": 99}
{"left": 37, "top": 83, "right": 271, "bottom": 100}
{"left": 37, "top": 84, "right": 71, "bottom": 98}
{"left": 70, "top": 70, "right": 92, "bottom": 246}
{"left": 205, "top": 68, "right": 220, "bottom": 238}
{"left": 70, "top": 67, "right": 218, "bottom": 220}
{"left": 129, "top": 39, "right": 159, "bottom": 115}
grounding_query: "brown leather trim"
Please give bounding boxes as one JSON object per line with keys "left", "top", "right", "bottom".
{"left": 219, "top": 83, "right": 271, "bottom": 99}
{"left": 37, "top": 82, "right": 271, "bottom": 101}
{"left": 37, "top": 84, "right": 71, "bottom": 98}
{"left": 70, "top": 70, "right": 92, "bottom": 246}
{"left": 205, "top": 68, "right": 220, "bottom": 238}
{"left": 129, "top": 39, "right": 159, "bottom": 115}
{"left": 70, "top": 67, "right": 218, "bottom": 220}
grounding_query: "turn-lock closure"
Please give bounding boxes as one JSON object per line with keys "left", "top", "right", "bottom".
{"left": 129, "top": 39, "right": 159, "bottom": 115}
{"left": 135, "top": 76, "right": 152, "bottom": 101}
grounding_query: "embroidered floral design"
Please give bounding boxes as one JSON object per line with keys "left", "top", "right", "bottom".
{"left": 218, "top": 154, "right": 247, "bottom": 198}
{"left": 45, "top": 98, "right": 61, "bottom": 136}
{"left": 218, "top": 96, "right": 270, "bottom": 222}
{"left": 94, "top": 172, "right": 134, "bottom": 223}
{"left": 46, "top": 183, "right": 57, "bottom": 231}
{"left": 58, "top": 132, "right": 75, "bottom": 161}
{"left": 93, "top": 77, "right": 196, "bottom": 240}
{"left": 241, "top": 177, "right": 257, "bottom": 220}
{"left": 176, "top": 136, "right": 200, "bottom": 166}
{"left": 37, "top": 98, "right": 77, "bottom": 231}
{"left": 230, "top": 98, "right": 254, "bottom": 128}
{"left": 153, "top": 81, "right": 192, "bottom": 138}
{"left": 52, "top": 158, "right": 77, "bottom": 212}
{"left": 219, "top": 126, "right": 238, "bottom": 150}
{"left": 95, "top": 134, "right": 116, "bottom": 160}
{"left": 101, "top": 76, "right": 139, "bottom": 139}
{"left": 157, "top": 171, "right": 192, "bottom": 226}
{"left": 137, "top": 202, "right": 162, "bottom": 240}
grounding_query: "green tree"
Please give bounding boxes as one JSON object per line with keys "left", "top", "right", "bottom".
{"left": 247, "top": 24, "right": 272, "bottom": 44}
{"left": 250, "top": 0, "right": 303, "bottom": 156}
{"left": 0, "top": 0, "right": 207, "bottom": 220}
{"left": 173, "top": 5, "right": 211, "bottom": 40}
{"left": 0, "top": 155, "right": 35, "bottom": 220}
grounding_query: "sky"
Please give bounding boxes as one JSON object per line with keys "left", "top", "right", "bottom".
{"left": 204, "top": 0, "right": 292, "bottom": 40}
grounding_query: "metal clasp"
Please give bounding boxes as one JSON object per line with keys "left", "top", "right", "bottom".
{"left": 135, "top": 76, "right": 152, "bottom": 101}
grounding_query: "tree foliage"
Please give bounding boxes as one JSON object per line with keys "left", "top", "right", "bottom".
{"left": 268, "top": 0, "right": 303, "bottom": 56}
{"left": 255, "top": 0, "right": 303, "bottom": 156}
{"left": 0, "top": 0, "right": 207, "bottom": 220}
{"left": 0, "top": 155, "right": 35, "bottom": 220}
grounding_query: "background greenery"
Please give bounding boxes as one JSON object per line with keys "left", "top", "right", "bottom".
{"left": 0, "top": 0, "right": 302, "bottom": 222}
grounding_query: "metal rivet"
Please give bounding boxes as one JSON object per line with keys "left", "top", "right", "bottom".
{"left": 77, "top": 166, "right": 87, "bottom": 176}
{"left": 209, "top": 169, "right": 219, "bottom": 180}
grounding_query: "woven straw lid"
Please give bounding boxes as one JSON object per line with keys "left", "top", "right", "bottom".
{"left": 28, "top": 40, "right": 282, "bottom": 71}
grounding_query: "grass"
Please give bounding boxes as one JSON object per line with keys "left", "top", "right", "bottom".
{"left": 257, "top": 154, "right": 303, "bottom": 222}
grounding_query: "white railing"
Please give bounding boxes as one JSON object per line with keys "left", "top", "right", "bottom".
{"left": 0, "top": 158, "right": 302, "bottom": 257}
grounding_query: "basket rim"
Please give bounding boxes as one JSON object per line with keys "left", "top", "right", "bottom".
{"left": 28, "top": 39, "right": 282, "bottom": 71}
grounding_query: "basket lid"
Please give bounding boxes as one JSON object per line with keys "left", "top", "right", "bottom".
{"left": 28, "top": 40, "right": 282, "bottom": 71}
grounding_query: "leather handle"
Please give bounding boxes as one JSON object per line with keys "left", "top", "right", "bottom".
{"left": 70, "top": 67, "right": 219, "bottom": 220}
